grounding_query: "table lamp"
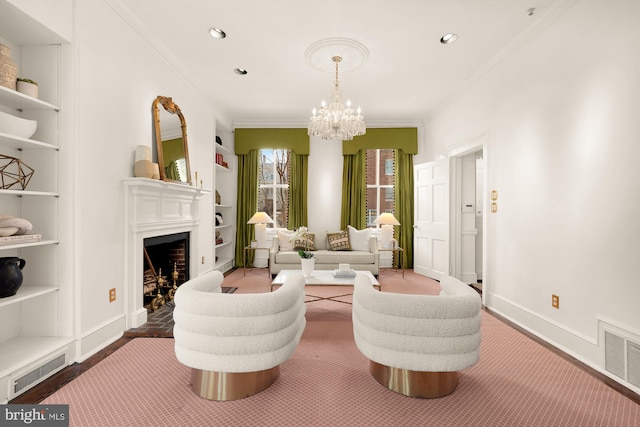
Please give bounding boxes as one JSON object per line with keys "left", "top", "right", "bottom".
{"left": 375, "top": 213, "right": 400, "bottom": 249}
{"left": 247, "top": 212, "right": 274, "bottom": 248}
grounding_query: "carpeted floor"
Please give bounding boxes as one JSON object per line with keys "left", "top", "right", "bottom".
{"left": 41, "top": 269, "right": 639, "bottom": 426}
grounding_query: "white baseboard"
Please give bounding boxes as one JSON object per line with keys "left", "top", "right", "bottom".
{"left": 79, "top": 314, "right": 126, "bottom": 362}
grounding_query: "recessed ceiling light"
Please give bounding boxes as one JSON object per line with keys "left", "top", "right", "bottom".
{"left": 440, "top": 33, "right": 458, "bottom": 44}
{"left": 234, "top": 68, "right": 248, "bottom": 75}
{"left": 209, "top": 27, "right": 226, "bottom": 39}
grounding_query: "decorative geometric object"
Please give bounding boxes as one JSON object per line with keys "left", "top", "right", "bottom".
{"left": 0, "top": 155, "right": 35, "bottom": 190}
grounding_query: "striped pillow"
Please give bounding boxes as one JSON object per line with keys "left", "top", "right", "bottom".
{"left": 327, "top": 230, "right": 351, "bottom": 251}
{"left": 293, "top": 233, "right": 316, "bottom": 251}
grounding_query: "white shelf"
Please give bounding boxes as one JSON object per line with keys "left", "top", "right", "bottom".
{"left": 0, "top": 336, "right": 73, "bottom": 379}
{"left": 0, "top": 132, "right": 58, "bottom": 151}
{"left": 215, "top": 143, "right": 233, "bottom": 156}
{"left": 122, "top": 177, "right": 210, "bottom": 197}
{"left": 0, "top": 11, "right": 70, "bottom": 401}
{"left": 215, "top": 163, "right": 231, "bottom": 172}
{"left": 0, "top": 285, "right": 58, "bottom": 308}
{"left": 0, "top": 239, "right": 58, "bottom": 251}
{"left": 214, "top": 125, "right": 236, "bottom": 274}
{"left": 0, "top": 189, "right": 59, "bottom": 197}
{"left": 215, "top": 241, "right": 232, "bottom": 249}
{"left": 0, "top": 85, "right": 59, "bottom": 111}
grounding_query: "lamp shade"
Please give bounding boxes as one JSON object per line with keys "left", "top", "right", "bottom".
{"left": 374, "top": 213, "right": 400, "bottom": 226}
{"left": 247, "top": 212, "right": 274, "bottom": 225}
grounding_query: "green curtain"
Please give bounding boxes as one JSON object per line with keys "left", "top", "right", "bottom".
{"left": 234, "top": 150, "right": 259, "bottom": 267}
{"left": 342, "top": 128, "right": 418, "bottom": 155}
{"left": 340, "top": 150, "right": 366, "bottom": 230}
{"left": 395, "top": 149, "right": 414, "bottom": 268}
{"left": 288, "top": 152, "right": 308, "bottom": 229}
{"left": 235, "top": 128, "right": 309, "bottom": 155}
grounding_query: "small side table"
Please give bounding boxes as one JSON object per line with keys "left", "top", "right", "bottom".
{"left": 243, "top": 245, "right": 271, "bottom": 277}
{"left": 378, "top": 246, "right": 405, "bottom": 277}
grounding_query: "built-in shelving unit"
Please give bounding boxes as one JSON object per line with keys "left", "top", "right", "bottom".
{"left": 214, "top": 123, "right": 236, "bottom": 273}
{"left": 0, "top": 2, "right": 73, "bottom": 403}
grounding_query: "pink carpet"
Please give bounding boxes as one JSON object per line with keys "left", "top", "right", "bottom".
{"left": 42, "top": 270, "right": 639, "bottom": 426}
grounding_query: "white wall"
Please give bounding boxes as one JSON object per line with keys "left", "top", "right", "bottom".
{"left": 422, "top": 0, "right": 640, "bottom": 390}
{"left": 73, "top": 0, "right": 217, "bottom": 357}
{"left": 307, "top": 136, "right": 343, "bottom": 233}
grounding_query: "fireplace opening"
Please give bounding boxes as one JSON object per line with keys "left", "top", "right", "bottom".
{"left": 143, "top": 232, "right": 190, "bottom": 311}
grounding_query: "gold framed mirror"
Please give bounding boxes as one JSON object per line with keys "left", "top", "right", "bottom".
{"left": 152, "top": 96, "right": 192, "bottom": 185}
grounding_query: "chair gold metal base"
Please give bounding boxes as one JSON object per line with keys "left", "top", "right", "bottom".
{"left": 191, "top": 366, "right": 280, "bottom": 401}
{"left": 369, "top": 360, "right": 459, "bottom": 398}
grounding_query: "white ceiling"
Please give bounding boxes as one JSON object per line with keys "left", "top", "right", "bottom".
{"left": 114, "top": 0, "right": 565, "bottom": 127}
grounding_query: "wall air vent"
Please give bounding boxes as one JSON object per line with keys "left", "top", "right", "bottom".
{"left": 603, "top": 325, "right": 640, "bottom": 391}
{"left": 628, "top": 341, "right": 640, "bottom": 388}
{"left": 605, "top": 331, "right": 625, "bottom": 379}
{"left": 12, "top": 353, "right": 66, "bottom": 396}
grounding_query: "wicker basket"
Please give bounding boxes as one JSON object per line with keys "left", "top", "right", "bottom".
{"left": 0, "top": 44, "right": 18, "bottom": 90}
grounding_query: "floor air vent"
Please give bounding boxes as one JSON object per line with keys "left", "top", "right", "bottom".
{"left": 13, "top": 353, "right": 66, "bottom": 395}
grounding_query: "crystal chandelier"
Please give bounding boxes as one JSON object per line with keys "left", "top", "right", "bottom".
{"left": 308, "top": 56, "right": 366, "bottom": 141}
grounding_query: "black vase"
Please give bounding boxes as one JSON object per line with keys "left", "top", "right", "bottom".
{"left": 0, "top": 257, "right": 26, "bottom": 298}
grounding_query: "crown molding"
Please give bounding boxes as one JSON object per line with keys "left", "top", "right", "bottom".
{"left": 232, "top": 117, "right": 424, "bottom": 130}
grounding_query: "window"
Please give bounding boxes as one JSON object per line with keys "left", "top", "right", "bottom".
{"left": 258, "top": 149, "right": 290, "bottom": 228}
{"left": 366, "top": 149, "right": 395, "bottom": 227}
{"left": 385, "top": 159, "right": 394, "bottom": 175}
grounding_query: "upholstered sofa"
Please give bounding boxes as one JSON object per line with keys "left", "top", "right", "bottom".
{"left": 173, "top": 269, "right": 306, "bottom": 400}
{"left": 269, "top": 226, "right": 379, "bottom": 276}
{"left": 352, "top": 274, "right": 482, "bottom": 398}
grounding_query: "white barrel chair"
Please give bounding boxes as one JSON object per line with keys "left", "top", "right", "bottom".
{"left": 173, "top": 270, "right": 306, "bottom": 400}
{"left": 352, "top": 275, "right": 481, "bottom": 398}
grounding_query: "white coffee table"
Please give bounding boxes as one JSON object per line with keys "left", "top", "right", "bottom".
{"left": 271, "top": 269, "right": 380, "bottom": 291}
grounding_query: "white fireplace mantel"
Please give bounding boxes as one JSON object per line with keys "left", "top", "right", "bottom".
{"left": 123, "top": 178, "right": 210, "bottom": 328}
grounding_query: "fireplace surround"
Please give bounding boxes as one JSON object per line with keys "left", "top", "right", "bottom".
{"left": 124, "top": 178, "right": 208, "bottom": 328}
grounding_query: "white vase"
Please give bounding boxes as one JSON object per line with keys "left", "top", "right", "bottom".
{"left": 134, "top": 160, "right": 154, "bottom": 178}
{"left": 16, "top": 81, "right": 38, "bottom": 98}
{"left": 301, "top": 257, "right": 315, "bottom": 277}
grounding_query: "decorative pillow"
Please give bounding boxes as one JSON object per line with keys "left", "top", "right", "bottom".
{"left": 327, "top": 230, "right": 351, "bottom": 251}
{"left": 277, "top": 230, "right": 295, "bottom": 251}
{"left": 348, "top": 225, "right": 371, "bottom": 252}
{"left": 293, "top": 233, "right": 316, "bottom": 251}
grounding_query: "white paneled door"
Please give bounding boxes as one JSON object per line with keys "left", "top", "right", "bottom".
{"left": 414, "top": 159, "right": 450, "bottom": 280}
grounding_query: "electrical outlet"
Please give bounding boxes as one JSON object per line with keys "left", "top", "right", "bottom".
{"left": 552, "top": 294, "right": 559, "bottom": 309}
{"left": 109, "top": 288, "right": 116, "bottom": 303}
